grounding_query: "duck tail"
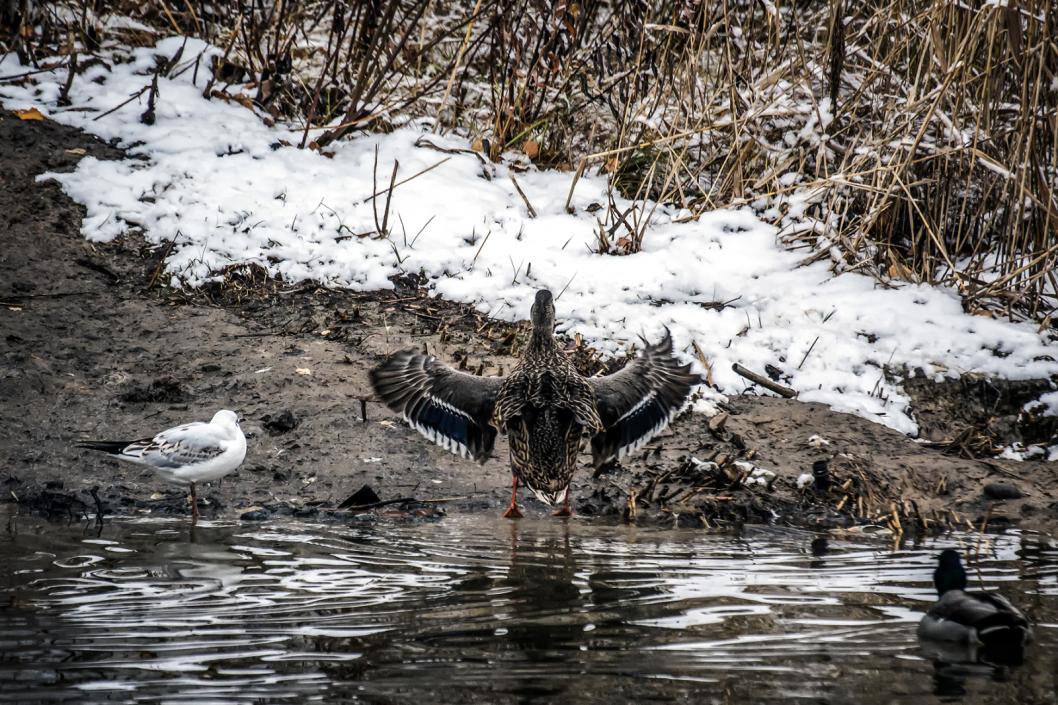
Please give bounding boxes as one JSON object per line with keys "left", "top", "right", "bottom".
{"left": 977, "top": 613, "right": 1032, "bottom": 648}
{"left": 529, "top": 485, "right": 568, "bottom": 507}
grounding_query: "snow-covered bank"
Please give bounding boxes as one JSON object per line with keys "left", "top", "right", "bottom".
{"left": 2, "top": 37, "right": 1056, "bottom": 435}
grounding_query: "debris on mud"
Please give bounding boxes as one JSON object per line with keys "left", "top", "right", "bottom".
{"left": 262, "top": 409, "right": 299, "bottom": 435}
{"left": 7, "top": 481, "right": 95, "bottom": 521}
{"left": 580, "top": 446, "right": 924, "bottom": 533}
{"left": 905, "top": 374, "right": 1057, "bottom": 457}
{"left": 239, "top": 506, "right": 270, "bottom": 521}
{"left": 119, "top": 377, "right": 190, "bottom": 403}
{"left": 338, "top": 484, "right": 381, "bottom": 509}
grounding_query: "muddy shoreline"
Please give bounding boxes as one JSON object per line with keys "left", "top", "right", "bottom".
{"left": 2, "top": 113, "right": 1056, "bottom": 535}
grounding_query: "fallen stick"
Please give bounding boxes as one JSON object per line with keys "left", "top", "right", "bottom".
{"left": 731, "top": 363, "right": 797, "bottom": 398}
{"left": 335, "top": 495, "right": 467, "bottom": 511}
{"left": 363, "top": 157, "right": 450, "bottom": 204}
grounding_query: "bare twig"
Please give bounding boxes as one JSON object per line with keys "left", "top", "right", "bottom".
{"left": 732, "top": 363, "right": 798, "bottom": 398}
{"left": 509, "top": 173, "right": 536, "bottom": 218}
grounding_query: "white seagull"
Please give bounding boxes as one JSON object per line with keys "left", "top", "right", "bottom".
{"left": 77, "top": 409, "right": 247, "bottom": 519}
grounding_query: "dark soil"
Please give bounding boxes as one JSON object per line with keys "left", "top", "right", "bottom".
{"left": 2, "top": 112, "right": 1056, "bottom": 535}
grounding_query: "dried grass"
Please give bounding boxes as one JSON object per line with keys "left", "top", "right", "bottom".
{"left": 7, "top": 0, "right": 1056, "bottom": 319}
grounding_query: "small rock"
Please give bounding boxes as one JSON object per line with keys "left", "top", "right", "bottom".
{"left": 983, "top": 482, "right": 1022, "bottom": 500}
{"left": 262, "top": 409, "right": 298, "bottom": 435}
{"left": 240, "top": 506, "right": 270, "bottom": 521}
{"left": 708, "top": 412, "right": 729, "bottom": 433}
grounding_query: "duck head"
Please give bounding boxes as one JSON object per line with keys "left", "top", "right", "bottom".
{"left": 933, "top": 548, "right": 968, "bottom": 596}
{"left": 530, "top": 289, "right": 555, "bottom": 335}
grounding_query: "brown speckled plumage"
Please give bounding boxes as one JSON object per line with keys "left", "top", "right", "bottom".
{"left": 370, "top": 288, "right": 701, "bottom": 518}
{"left": 495, "top": 291, "right": 602, "bottom": 508}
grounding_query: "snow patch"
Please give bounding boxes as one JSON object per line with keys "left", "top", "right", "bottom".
{"left": 2, "top": 38, "right": 1057, "bottom": 436}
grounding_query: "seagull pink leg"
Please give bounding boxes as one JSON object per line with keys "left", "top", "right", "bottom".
{"left": 501, "top": 476, "right": 523, "bottom": 519}
{"left": 189, "top": 481, "right": 199, "bottom": 521}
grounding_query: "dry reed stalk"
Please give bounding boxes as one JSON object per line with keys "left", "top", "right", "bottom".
{"left": 14, "top": 0, "right": 1057, "bottom": 319}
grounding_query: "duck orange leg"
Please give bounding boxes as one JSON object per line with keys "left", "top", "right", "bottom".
{"left": 502, "top": 476, "right": 523, "bottom": 519}
{"left": 552, "top": 489, "right": 573, "bottom": 518}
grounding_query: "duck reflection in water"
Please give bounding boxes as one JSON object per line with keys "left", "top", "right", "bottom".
{"left": 923, "top": 639, "right": 1022, "bottom": 698}
{"left": 500, "top": 521, "right": 582, "bottom": 627}
{"left": 809, "top": 535, "right": 829, "bottom": 569}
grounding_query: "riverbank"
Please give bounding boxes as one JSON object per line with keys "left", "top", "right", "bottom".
{"left": 1, "top": 112, "right": 1056, "bottom": 535}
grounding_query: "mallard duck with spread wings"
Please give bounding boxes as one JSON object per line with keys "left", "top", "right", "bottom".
{"left": 369, "top": 289, "right": 701, "bottom": 518}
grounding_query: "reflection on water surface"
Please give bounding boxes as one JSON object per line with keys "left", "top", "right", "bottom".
{"left": 1, "top": 509, "right": 1057, "bottom": 704}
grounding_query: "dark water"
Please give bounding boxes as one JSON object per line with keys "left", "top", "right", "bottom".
{"left": 1, "top": 509, "right": 1056, "bottom": 704}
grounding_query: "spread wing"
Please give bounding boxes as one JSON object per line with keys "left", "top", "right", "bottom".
{"left": 587, "top": 329, "right": 701, "bottom": 467}
{"left": 369, "top": 349, "right": 503, "bottom": 462}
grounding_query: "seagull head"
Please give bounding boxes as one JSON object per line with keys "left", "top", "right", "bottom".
{"left": 212, "top": 409, "right": 242, "bottom": 430}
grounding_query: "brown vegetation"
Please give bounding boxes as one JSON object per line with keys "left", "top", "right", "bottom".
{"left": 3, "top": 0, "right": 1056, "bottom": 319}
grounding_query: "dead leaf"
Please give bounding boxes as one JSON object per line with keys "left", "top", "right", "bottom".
{"left": 14, "top": 107, "right": 45, "bottom": 121}
{"left": 691, "top": 340, "right": 714, "bottom": 386}
{"left": 887, "top": 260, "right": 913, "bottom": 281}
{"left": 523, "top": 139, "right": 540, "bottom": 160}
{"left": 295, "top": 367, "right": 312, "bottom": 376}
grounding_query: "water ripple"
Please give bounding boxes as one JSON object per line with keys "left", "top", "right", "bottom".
{"left": 1, "top": 513, "right": 1056, "bottom": 704}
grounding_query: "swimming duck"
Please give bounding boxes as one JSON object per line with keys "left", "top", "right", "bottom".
{"left": 369, "top": 289, "right": 701, "bottom": 518}
{"left": 917, "top": 549, "right": 1031, "bottom": 648}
